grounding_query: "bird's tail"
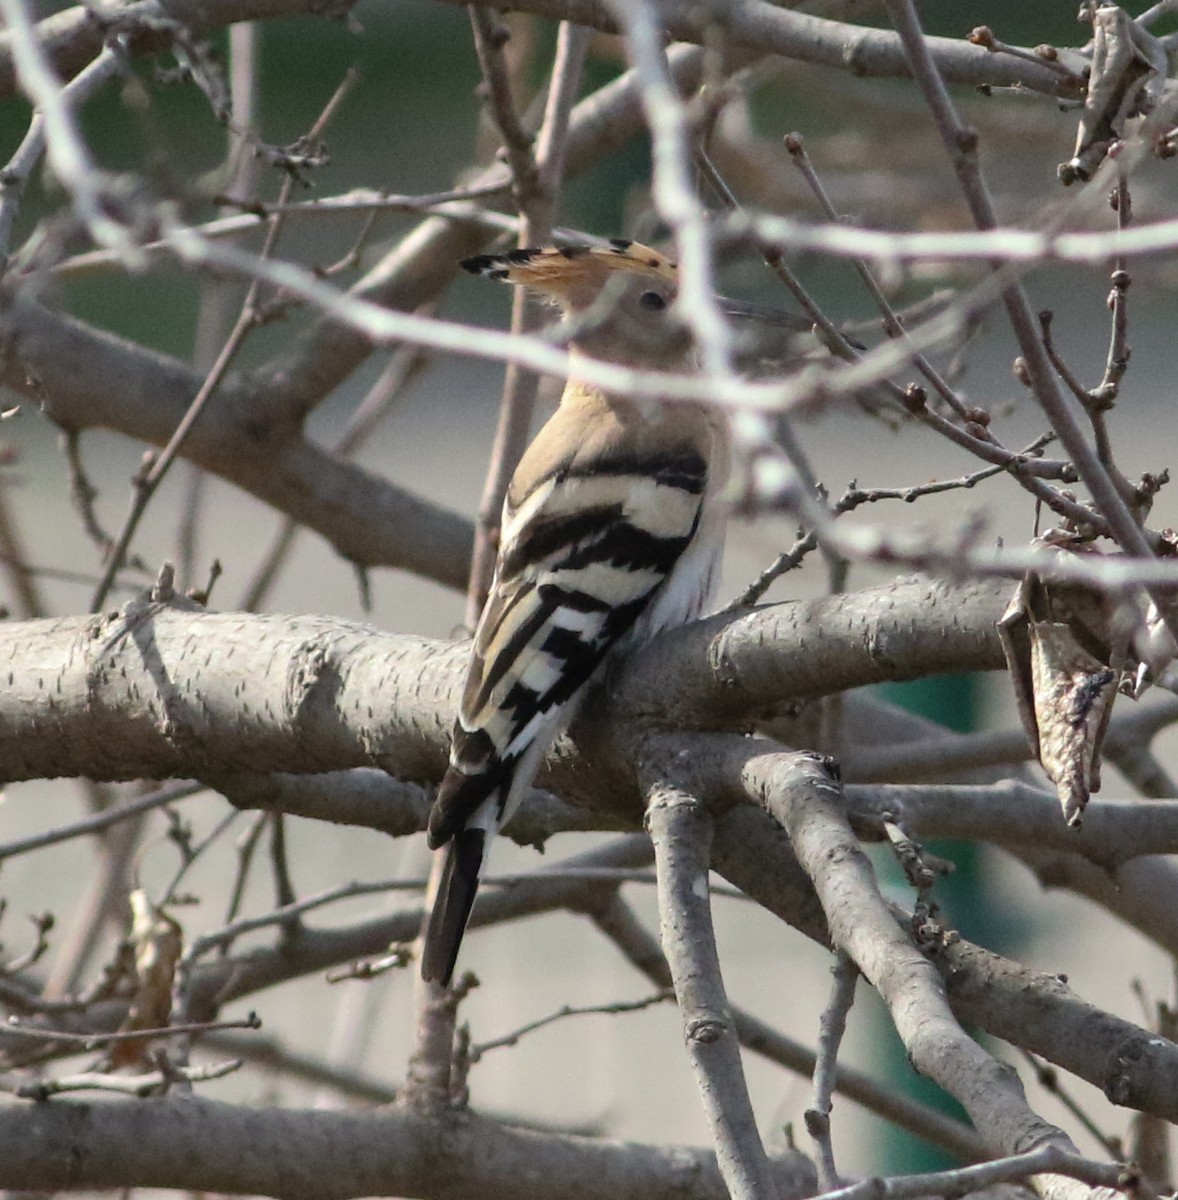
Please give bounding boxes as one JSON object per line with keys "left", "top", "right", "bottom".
{"left": 420, "top": 827, "right": 486, "bottom": 985}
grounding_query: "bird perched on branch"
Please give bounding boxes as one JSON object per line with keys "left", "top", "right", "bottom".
{"left": 420, "top": 239, "right": 782, "bottom": 985}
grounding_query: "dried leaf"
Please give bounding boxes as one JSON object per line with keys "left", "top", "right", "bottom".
{"left": 1058, "top": 5, "right": 1164, "bottom": 184}
{"left": 998, "top": 536, "right": 1129, "bottom": 826}
{"left": 1131, "top": 599, "right": 1178, "bottom": 698}
{"left": 111, "top": 889, "right": 183, "bottom": 1069}
{"left": 1028, "top": 619, "right": 1117, "bottom": 826}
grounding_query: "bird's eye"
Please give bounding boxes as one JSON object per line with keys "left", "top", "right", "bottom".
{"left": 638, "top": 290, "right": 667, "bottom": 311}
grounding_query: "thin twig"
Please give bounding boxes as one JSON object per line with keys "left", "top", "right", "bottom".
{"left": 180, "top": 18, "right": 262, "bottom": 589}
{"left": 223, "top": 811, "right": 268, "bottom": 932}
{"left": 967, "top": 25, "right": 1085, "bottom": 84}
{"left": 12, "top": 1057, "right": 241, "bottom": 1100}
{"left": 880, "top": 817, "right": 943, "bottom": 893}
{"left": 238, "top": 328, "right": 430, "bottom": 610}
{"left": 809, "top": 1142, "right": 1132, "bottom": 1200}
{"left": 470, "top": 989, "right": 673, "bottom": 1060}
{"left": 161, "top": 806, "right": 241, "bottom": 907}
{"left": 785, "top": 132, "right": 972, "bottom": 419}
{"left": 0, "top": 1012, "right": 260, "bottom": 1049}
{"left": 88, "top": 304, "right": 255, "bottom": 612}
{"left": 0, "top": 910, "right": 53, "bottom": 974}
{"left": 469, "top": 9, "right": 537, "bottom": 188}
{"left": 844, "top": 696, "right": 1178, "bottom": 785}
{"left": 731, "top": 445, "right": 1045, "bottom": 606}
{"left": 88, "top": 71, "right": 359, "bottom": 613}
{"left": 1019, "top": 1049, "right": 1122, "bottom": 1157}
{"left": 805, "top": 953, "right": 858, "bottom": 1190}
{"left": 63, "top": 429, "right": 114, "bottom": 555}
{"left": 882, "top": 0, "right": 1174, "bottom": 643}
{"left": 1040, "top": 309, "right": 1104, "bottom": 411}
{"left": 268, "top": 813, "right": 298, "bottom": 916}
{"left": 0, "top": 551, "right": 137, "bottom": 592}
{"left": 0, "top": 781, "right": 203, "bottom": 862}
{"left": 185, "top": 879, "right": 427, "bottom": 961}
{"left": 0, "top": 0, "right": 137, "bottom": 259}
{"left": 0, "top": 475, "right": 42, "bottom": 617}
{"left": 1086, "top": 172, "right": 1137, "bottom": 510}
{"left": 51, "top": 182, "right": 517, "bottom": 278}
{"left": 40, "top": 783, "right": 160, "bottom": 1000}
{"left": 693, "top": 144, "right": 857, "bottom": 362}
{"left": 463, "top": 19, "right": 589, "bottom": 623}
{"left": 0, "top": 43, "right": 123, "bottom": 264}
{"left": 583, "top": 890, "right": 986, "bottom": 1161}
{"left": 1097, "top": 190, "right": 1133, "bottom": 415}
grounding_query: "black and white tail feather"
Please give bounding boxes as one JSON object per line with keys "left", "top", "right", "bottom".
{"left": 420, "top": 241, "right": 729, "bottom": 985}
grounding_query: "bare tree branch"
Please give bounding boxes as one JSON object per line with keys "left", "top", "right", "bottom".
{"left": 806, "top": 953, "right": 857, "bottom": 1190}
{"left": 882, "top": 0, "right": 1173, "bottom": 642}
{"left": 0, "top": 578, "right": 1008, "bottom": 785}
{"left": 464, "top": 17, "right": 589, "bottom": 621}
{"left": 0, "top": 1094, "right": 817, "bottom": 1200}
{"left": 4, "top": 6, "right": 1178, "bottom": 1194}
{"left": 0, "top": 0, "right": 1081, "bottom": 105}
{"left": 584, "top": 889, "right": 988, "bottom": 1162}
{"left": 645, "top": 770, "right": 778, "bottom": 1200}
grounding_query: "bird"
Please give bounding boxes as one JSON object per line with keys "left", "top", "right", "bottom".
{"left": 420, "top": 239, "right": 746, "bottom": 985}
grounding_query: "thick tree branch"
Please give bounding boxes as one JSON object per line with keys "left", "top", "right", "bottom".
{"left": 0, "top": 0, "right": 1081, "bottom": 104}
{"left": 0, "top": 1094, "right": 817, "bottom": 1200}
{"left": 745, "top": 747, "right": 1070, "bottom": 1158}
{"left": 0, "top": 0, "right": 360, "bottom": 98}
{"left": 644, "top": 771, "right": 778, "bottom": 1200}
{"left": 610, "top": 576, "right": 1010, "bottom": 732}
{"left": 484, "top": 0, "right": 1083, "bottom": 97}
{"left": 0, "top": 577, "right": 1008, "bottom": 786}
{"left": 583, "top": 889, "right": 988, "bottom": 1162}
{"left": 688, "top": 736, "right": 1178, "bottom": 1135}
{"left": 0, "top": 294, "right": 474, "bottom": 588}
{"left": 8, "top": 580, "right": 1178, "bottom": 1140}
{"left": 846, "top": 783, "right": 1178, "bottom": 868}
{"left": 692, "top": 738, "right": 1137, "bottom": 1200}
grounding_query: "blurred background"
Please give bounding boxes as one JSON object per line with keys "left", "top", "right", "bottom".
{"left": 3, "top": 0, "right": 1178, "bottom": 1184}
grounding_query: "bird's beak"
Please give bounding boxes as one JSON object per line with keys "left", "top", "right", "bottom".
{"left": 709, "top": 298, "right": 815, "bottom": 375}
{"left": 717, "top": 296, "right": 815, "bottom": 333}
{"left": 718, "top": 296, "right": 866, "bottom": 354}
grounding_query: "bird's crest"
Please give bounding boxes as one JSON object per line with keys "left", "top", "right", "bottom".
{"left": 461, "top": 240, "right": 676, "bottom": 309}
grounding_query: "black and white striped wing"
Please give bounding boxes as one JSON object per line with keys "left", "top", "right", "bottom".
{"left": 419, "top": 451, "right": 709, "bottom": 984}
{"left": 428, "top": 449, "right": 709, "bottom": 848}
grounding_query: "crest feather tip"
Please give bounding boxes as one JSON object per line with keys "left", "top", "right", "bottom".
{"left": 460, "top": 254, "right": 506, "bottom": 277}
{"left": 459, "top": 239, "right": 677, "bottom": 295}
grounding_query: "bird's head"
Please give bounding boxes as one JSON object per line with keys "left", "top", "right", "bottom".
{"left": 462, "top": 239, "right": 820, "bottom": 373}
{"left": 461, "top": 240, "right": 692, "bottom": 369}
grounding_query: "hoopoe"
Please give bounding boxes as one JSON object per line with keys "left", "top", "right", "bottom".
{"left": 420, "top": 239, "right": 775, "bottom": 985}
